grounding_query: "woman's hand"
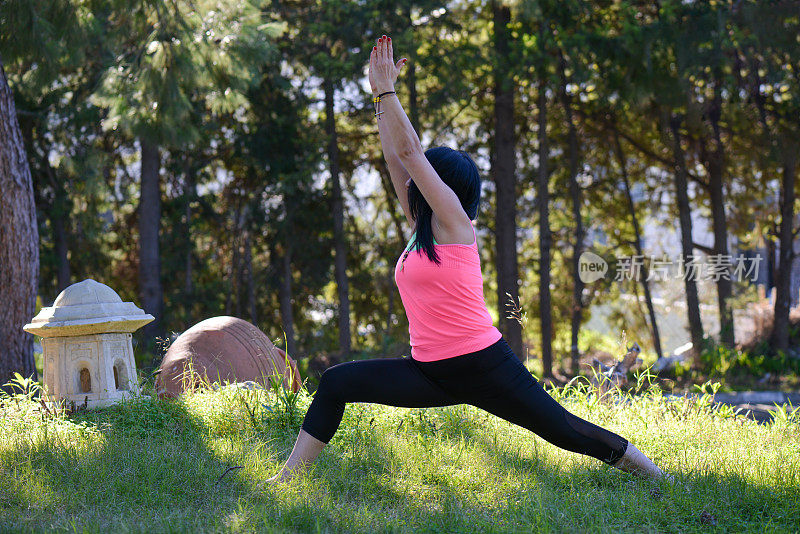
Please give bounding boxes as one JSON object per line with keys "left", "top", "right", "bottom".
{"left": 369, "top": 34, "right": 407, "bottom": 95}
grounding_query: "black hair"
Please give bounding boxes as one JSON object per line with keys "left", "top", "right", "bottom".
{"left": 407, "top": 146, "right": 481, "bottom": 265}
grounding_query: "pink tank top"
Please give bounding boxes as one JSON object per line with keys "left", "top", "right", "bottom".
{"left": 394, "top": 225, "right": 502, "bottom": 362}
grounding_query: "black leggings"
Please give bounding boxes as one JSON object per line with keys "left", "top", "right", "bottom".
{"left": 301, "top": 338, "right": 629, "bottom": 465}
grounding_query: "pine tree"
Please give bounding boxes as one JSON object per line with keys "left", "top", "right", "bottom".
{"left": 0, "top": 0, "right": 87, "bottom": 384}
{"left": 93, "top": 0, "right": 277, "bottom": 344}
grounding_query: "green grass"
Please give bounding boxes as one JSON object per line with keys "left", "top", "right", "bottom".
{"left": 1, "top": 377, "right": 798, "bottom": 533}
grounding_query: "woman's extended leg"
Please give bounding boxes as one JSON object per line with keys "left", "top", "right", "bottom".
{"left": 417, "top": 339, "right": 667, "bottom": 480}
{"left": 269, "top": 357, "right": 455, "bottom": 482}
{"left": 473, "top": 351, "right": 666, "bottom": 479}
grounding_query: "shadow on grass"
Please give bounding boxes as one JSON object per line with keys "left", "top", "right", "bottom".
{"left": 0, "top": 395, "right": 290, "bottom": 532}
{"left": 1, "top": 396, "right": 797, "bottom": 532}
{"left": 295, "top": 405, "right": 800, "bottom": 532}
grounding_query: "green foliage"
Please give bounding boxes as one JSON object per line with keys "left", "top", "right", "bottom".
{"left": 0, "top": 0, "right": 86, "bottom": 84}
{"left": 263, "top": 353, "right": 305, "bottom": 430}
{"left": 1, "top": 372, "right": 41, "bottom": 400}
{"left": 93, "top": 0, "right": 279, "bottom": 145}
{"left": 699, "top": 340, "right": 800, "bottom": 378}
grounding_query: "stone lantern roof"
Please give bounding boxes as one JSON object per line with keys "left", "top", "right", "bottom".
{"left": 24, "top": 279, "right": 154, "bottom": 337}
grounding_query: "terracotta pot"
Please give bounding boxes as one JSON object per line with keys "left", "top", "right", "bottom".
{"left": 156, "top": 316, "right": 301, "bottom": 397}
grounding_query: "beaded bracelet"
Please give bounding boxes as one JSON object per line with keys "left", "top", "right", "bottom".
{"left": 373, "top": 91, "right": 396, "bottom": 119}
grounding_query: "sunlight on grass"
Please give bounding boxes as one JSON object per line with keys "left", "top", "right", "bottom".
{"left": 0, "top": 378, "right": 798, "bottom": 532}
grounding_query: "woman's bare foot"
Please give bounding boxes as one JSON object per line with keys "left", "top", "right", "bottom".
{"left": 263, "top": 469, "right": 291, "bottom": 486}
{"left": 264, "top": 429, "right": 326, "bottom": 486}
{"left": 613, "top": 442, "right": 673, "bottom": 482}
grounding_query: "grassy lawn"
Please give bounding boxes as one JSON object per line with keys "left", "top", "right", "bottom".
{"left": 1, "top": 377, "right": 798, "bottom": 533}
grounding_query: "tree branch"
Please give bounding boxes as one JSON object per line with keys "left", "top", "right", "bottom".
{"left": 579, "top": 109, "right": 705, "bottom": 183}
{"left": 693, "top": 242, "right": 715, "bottom": 255}
{"left": 430, "top": 87, "right": 486, "bottom": 144}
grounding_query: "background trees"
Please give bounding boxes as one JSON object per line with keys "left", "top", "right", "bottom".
{"left": 1, "top": 0, "right": 798, "bottom": 381}
{"left": 0, "top": 0, "right": 87, "bottom": 386}
{"left": 0, "top": 58, "right": 39, "bottom": 386}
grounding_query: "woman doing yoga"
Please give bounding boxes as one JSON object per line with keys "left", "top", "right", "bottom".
{"left": 268, "top": 35, "right": 669, "bottom": 484}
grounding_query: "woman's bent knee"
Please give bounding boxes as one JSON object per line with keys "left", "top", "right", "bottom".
{"left": 316, "top": 366, "right": 342, "bottom": 398}
{"left": 316, "top": 361, "right": 360, "bottom": 401}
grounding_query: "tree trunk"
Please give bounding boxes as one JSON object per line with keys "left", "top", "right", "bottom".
{"left": 406, "top": 61, "right": 419, "bottom": 133}
{"left": 41, "top": 156, "right": 72, "bottom": 296}
{"left": 0, "top": 58, "right": 39, "bottom": 384}
{"left": 377, "top": 164, "right": 406, "bottom": 347}
{"left": 386, "top": 278, "right": 395, "bottom": 340}
{"left": 614, "top": 133, "right": 664, "bottom": 360}
{"left": 557, "top": 51, "right": 585, "bottom": 375}
{"left": 403, "top": 5, "right": 420, "bottom": 133}
{"left": 323, "top": 77, "right": 351, "bottom": 356}
{"left": 378, "top": 164, "right": 407, "bottom": 246}
{"left": 138, "top": 137, "right": 163, "bottom": 342}
{"left": 668, "top": 115, "right": 705, "bottom": 365}
{"left": 244, "top": 229, "right": 257, "bottom": 325}
{"left": 278, "top": 245, "right": 297, "bottom": 357}
{"left": 705, "top": 85, "right": 734, "bottom": 347}
{"left": 52, "top": 203, "right": 71, "bottom": 294}
{"left": 491, "top": 1, "right": 523, "bottom": 359}
{"left": 234, "top": 228, "right": 243, "bottom": 319}
{"left": 227, "top": 207, "right": 241, "bottom": 317}
{"left": 537, "top": 77, "right": 553, "bottom": 378}
{"left": 182, "top": 161, "right": 195, "bottom": 304}
{"left": 771, "top": 147, "right": 798, "bottom": 352}
{"left": 708, "top": 161, "right": 734, "bottom": 347}
{"left": 766, "top": 237, "right": 776, "bottom": 292}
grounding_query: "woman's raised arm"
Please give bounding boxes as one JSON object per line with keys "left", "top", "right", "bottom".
{"left": 369, "top": 35, "right": 471, "bottom": 240}
{"left": 370, "top": 43, "right": 413, "bottom": 226}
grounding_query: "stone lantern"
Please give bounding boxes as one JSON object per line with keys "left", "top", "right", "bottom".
{"left": 23, "top": 279, "right": 154, "bottom": 408}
